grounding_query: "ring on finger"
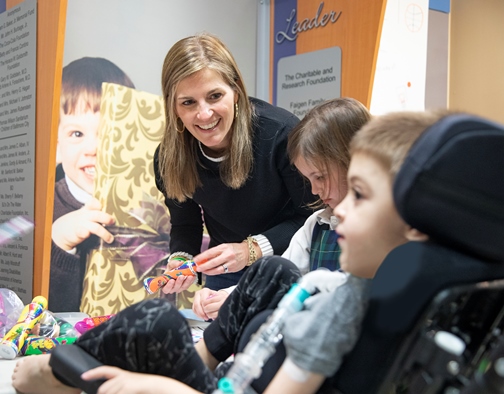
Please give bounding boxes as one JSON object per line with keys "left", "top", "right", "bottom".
{"left": 222, "top": 263, "right": 229, "bottom": 273}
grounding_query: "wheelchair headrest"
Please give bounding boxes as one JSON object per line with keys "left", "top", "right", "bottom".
{"left": 394, "top": 113, "right": 504, "bottom": 262}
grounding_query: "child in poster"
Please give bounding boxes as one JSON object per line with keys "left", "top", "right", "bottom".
{"left": 49, "top": 57, "right": 135, "bottom": 312}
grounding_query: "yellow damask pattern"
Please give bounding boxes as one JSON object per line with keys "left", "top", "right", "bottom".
{"left": 80, "top": 84, "right": 166, "bottom": 315}
{"left": 93, "top": 83, "right": 166, "bottom": 226}
{"left": 80, "top": 84, "right": 204, "bottom": 316}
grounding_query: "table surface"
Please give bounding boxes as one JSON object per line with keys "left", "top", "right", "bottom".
{"left": 0, "top": 358, "right": 17, "bottom": 394}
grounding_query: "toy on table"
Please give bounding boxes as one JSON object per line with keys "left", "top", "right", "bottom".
{"left": 0, "top": 295, "right": 47, "bottom": 359}
{"left": 21, "top": 335, "right": 78, "bottom": 355}
{"left": 34, "top": 311, "right": 61, "bottom": 338}
{"left": 55, "top": 316, "right": 80, "bottom": 338}
{"left": 143, "top": 256, "right": 207, "bottom": 295}
{"left": 20, "top": 313, "right": 80, "bottom": 355}
{"left": 0, "top": 288, "right": 25, "bottom": 338}
{"left": 38, "top": 313, "right": 78, "bottom": 337}
{"left": 74, "top": 315, "right": 115, "bottom": 335}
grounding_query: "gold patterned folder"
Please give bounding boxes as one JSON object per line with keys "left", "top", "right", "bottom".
{"left": 80, "top": 83, "right": 204, "bottom": 316}
{"left": 80, "top": 83, "right": 170, "bottom": 316}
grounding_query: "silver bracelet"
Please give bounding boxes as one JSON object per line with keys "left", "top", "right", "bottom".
{"left": 167, "top": 251, "right": 199, "bottom": 285}
{"left": 168, "top": 251, "right": 193, "bottom": 261}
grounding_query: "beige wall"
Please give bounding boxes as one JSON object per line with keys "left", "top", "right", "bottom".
{"left": 450, "top": 0, "right": 504, "bottom": 123}
{"left": 425, "top": 10, "right": 449, "bottom": 111}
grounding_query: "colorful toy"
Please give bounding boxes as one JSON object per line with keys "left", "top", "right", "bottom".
{"left": 20, "top": 335, "right": 78, "bottom": 355}
{"left": 55, "top": 317, "right": 79, "bottom": 338}
{"left": 0, "top": 288, "right": 24, "bottom": 338}
{"left": 74, "top": 315, "right": 114, "bottom": 335}
{"left": 143, "top": 257, "right": 206, "bottom": 295}
{"left": 36, "top": 312, "right": 60, "bottom": 338}
{"left": 0, "top": 295, "right": 47, "bottom": 359}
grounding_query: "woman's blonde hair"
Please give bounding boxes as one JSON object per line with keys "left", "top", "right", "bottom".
{"left": 287, "top": 97, "right": 371, "bottom": 207}
{"left": 158, "top": 33, "right": 254, "bottom": 202}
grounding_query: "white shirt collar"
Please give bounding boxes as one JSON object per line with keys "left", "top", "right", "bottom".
{"left": 316, "top": 206, "right": 339, "bottom": 230}
{"left": 65, "top": 175, "right": 92, "bottom": 204}
{"left": 198, "top": 141, "right": 225, "bottom": 163}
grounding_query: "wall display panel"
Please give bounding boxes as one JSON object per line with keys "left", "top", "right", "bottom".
{"left": 0, "top": 0, "right": 36, "bottom": 304}
{"left": 370, "top": 0, "right": 429, "bottom": 114}
{"left": 269, "top": 0, "right": 386, "bottom": 116}
{"left": 267, "top": 0, "right": 430, "bottom": 117}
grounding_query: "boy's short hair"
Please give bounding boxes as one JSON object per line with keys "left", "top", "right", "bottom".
{"left": 350, "top": 110, "right": 452, "bottom": 179}
{"left": 60, "top": 57, "right": 135, "bottom": 115}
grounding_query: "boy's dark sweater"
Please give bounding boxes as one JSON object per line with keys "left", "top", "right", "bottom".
{"left": 49, "top": 178, "right": 97, "bottom": 312}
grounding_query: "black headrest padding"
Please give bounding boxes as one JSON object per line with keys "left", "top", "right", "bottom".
{"left": 394, "top": 114, "right": 504, "bottom": 261}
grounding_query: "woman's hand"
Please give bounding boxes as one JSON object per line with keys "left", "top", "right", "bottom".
{"left": 82, "top": 366, "right": 201, "bottom": 394}
{"left": 52, "top": 197, "right": 115, "bottom": 251}
{"left": 158, "top": 256, "right": 197, "bottom": 294}
{"left": 194, "top": 242, "right": 253, "bottom": 275}
{"left": 160, "top": 275, "right": 197, "bottom": 294}
{"left": 192, "top": 288, "right": 229, "bottom": 320}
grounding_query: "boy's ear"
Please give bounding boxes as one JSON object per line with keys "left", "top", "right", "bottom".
{"left": 405, "top": 226, "right": 429, "bottom": 242}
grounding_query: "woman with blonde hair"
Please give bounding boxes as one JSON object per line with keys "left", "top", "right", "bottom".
{"left": 155, "top": 33, "right": 316, "bottom": 291}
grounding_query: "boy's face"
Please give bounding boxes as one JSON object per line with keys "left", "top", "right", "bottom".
{"left": 294, "top": 156, "right": 346, "bottom": 209}
{"left": 334, "top": 152, "right": 410, "bottom": 278}
{"left": 57, "top": 103, "right": 100, "bottom": 195}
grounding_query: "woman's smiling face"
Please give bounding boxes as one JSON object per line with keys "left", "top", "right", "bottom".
{"left": 175, "top": 68, "right": 237, "bottom": 154}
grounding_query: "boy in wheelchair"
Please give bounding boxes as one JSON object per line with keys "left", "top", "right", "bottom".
{"left": 12, "top": 110, "right": 504, "bottom": 394}
{"left": 332, "top": 111, "right": 504, "bottom": 393}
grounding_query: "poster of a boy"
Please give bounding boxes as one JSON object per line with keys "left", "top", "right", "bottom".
{"left": 49, "top": 57, "right": 135, "bottom": 312}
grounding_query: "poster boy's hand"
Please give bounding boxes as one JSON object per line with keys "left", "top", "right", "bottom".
{"left": 52, "top": 197, "right": 115, "bottom": 251}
